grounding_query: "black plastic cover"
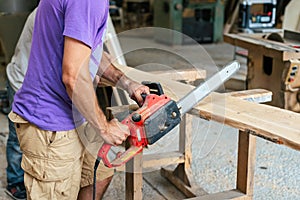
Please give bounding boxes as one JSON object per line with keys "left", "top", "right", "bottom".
{"left": 144, "top": 100, "right": 181, "bottom": 145}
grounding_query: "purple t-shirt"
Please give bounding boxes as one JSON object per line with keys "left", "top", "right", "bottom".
{"left": 12, "top": 0, "right": 109, "bottom": 131}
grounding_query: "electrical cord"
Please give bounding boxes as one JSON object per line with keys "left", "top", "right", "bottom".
{"left": 93, "top": 158, "right": 101, "bottom": 200}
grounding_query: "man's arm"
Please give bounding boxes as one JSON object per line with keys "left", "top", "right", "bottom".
{"left": 62, "top": 36, "right": 128, "bottom": 146}
{"left": 97, "top": 52, "right": 149, "bottom": 106}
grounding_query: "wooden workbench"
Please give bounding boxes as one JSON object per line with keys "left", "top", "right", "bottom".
{"left": 224, "top": 32, "right": 300, "bottom": 112}
{"left": 111, "top": 63, "right": 300, "bottom": 200}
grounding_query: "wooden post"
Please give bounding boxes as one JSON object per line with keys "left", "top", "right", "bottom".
{"left": 236, "top": 130, "right": 256, "bottom": 199}
{"left": 175, "top": 113, "right": 193, "bottom": 186}
{"left": 126, "top": 151, "right": 143, "bottom": 200}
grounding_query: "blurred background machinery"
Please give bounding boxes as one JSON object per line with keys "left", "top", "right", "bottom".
{"left": 153, "top": 0, "right": 224, "bottom": 45}
{"left": 238, "top": 0, "right": 277, "bottom": 33}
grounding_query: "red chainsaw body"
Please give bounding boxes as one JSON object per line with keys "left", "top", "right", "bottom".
{"left": 122, "top": 94, "right": 171, "bottom": 147}
{"left": 98, "top": 93, "right": 172, "bottom": 168}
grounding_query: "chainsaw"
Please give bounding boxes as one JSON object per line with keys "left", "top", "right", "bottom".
{"left": 97, "top": 61, "right": 240, "bottom": 168}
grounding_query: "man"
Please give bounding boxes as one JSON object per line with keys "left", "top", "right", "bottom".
{"left": 8, "top": 0, "right": 149, "bottom": 199}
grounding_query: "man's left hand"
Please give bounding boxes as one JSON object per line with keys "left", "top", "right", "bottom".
{"left": 127, "top": 81, "right": 150, "bottom": 106}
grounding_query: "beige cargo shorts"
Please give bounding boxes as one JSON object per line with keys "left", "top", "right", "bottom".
{"left": 9, "top": 112, "right": 114, "bottom": 200}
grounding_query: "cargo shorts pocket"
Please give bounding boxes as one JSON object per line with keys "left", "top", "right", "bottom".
{"left": 24, "top": 163, "right": 82, "bottom": 200}
{"left": 9, "top": 112, "right": 84, "bottom": 182}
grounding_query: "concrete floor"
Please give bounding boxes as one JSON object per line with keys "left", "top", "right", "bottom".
{"left": 0, "top": 32, "right": 299, "bottom": 199}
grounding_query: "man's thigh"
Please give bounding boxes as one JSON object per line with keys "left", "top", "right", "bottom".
{"left": 9, "top": 112, "right": 85, "bottom": 199}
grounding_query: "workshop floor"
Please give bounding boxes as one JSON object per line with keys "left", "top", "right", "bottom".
{"left": 0, "top": 34, "right": 299, "bottom": 200}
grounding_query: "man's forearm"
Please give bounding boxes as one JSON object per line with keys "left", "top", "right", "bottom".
{"left": 62, "top": 37, "right": 109, "bottom": 135}
{"left": 97, "top": 61, "right": 128, "bottom": 88}
{"left": 96, "top": 52, "right": 150, "bottom": 106}
{"left": 96, "top": 52, "right": 133, "bottom": 89}
{"left": 64, "top": 62, "right": 109, "bottom": 134}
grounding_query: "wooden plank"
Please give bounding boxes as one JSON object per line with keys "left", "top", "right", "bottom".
{"left": 115, "top": 62, "right": 193, "bottom": 99}
{"left": 185, "top": 189, "right": 248, "bottom": 200}
{"left": 149, "top": 68, "right": 206, "bottom": 82}
{"left": 189, "top": 93, "right": 300, "bottom": 151}
{"left": 236, "top": 131, "right": 256, "bottom": 197}
{"left": 143, "top": 151, "right": 185, "bottom": 168}
{"left": 227, "top": 89, "right": 272, "bottom": 103}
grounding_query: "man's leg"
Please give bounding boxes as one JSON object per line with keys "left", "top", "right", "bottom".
{"left": 77, "top": 175, "right": 112, "bottom": 199}
{"left": 78, "top": 151, "right": 115, "bottom": 200}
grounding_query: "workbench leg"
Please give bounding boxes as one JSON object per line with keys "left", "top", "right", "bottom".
{"left": 161, "top": 114, "right": 207, "bottom": 197}
{"left": 176, "top": 114, "right": 193, "bottom": 186}
{"left": 236, "top": 130, "right": 256, "bottom": 199}
{"left": 126, "top": 151, "right": 143, "bottom": 200}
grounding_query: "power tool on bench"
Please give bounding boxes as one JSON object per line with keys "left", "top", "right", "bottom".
{"left": 97, "top": 61, "right": 240, "bottom": 168}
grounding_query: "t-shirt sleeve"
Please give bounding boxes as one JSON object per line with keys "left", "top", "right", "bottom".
{"left": 63, "top": 1, "right": 106, "bottom": 48}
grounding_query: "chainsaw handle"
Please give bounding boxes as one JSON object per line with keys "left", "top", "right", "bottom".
{"left": 141, "top": 93, "right": 147, "bottom": 101}
{"left": 97, "top": 143, "right": 113, "bottom": 168}
{"left": 97, "top": 143, "right": 143, "bottom": 168}
{"left": 142, "top": 81, "right": 164, "bottom": 95}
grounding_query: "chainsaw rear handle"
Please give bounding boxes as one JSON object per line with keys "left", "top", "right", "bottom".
{"left": 141, "top": 81, "right": 164, "bottom": 103}
{"left": 142, "top": 81, "right": 164, "bottom": 95}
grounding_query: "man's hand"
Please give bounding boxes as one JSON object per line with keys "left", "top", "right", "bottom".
{"left": 126, "top": 81, "right": 150, "bottom": 106}
{"left": 100, "top": 118, "right": 130, "bottom": 146}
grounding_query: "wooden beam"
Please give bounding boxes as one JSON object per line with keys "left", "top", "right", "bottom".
{"left": 126, "top": 151, "right": 143, "bottom": 200}
{"left": 149, "top": 68, "right": 206, "bottom": 83}
{"left": 236, "top": 131, "right": 256, "bottom": 197}
{"left": 227, "top": 89, "right": 272, "bottom": 103}
{"left": 189, "top": 93, "right": 300, "bottom": 151}
{"left": 143, "top": 151, "right": 185, "bottom": 168}
{"left": 185, "top": 189, "right": 248, "bottom": 200}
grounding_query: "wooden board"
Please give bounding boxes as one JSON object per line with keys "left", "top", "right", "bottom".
{"left": 115, "top": 63, "right": 300, "bottom": 151}
{"left": 227, "top": 89, "right": 272, "bottom": 103}
{"left": 186, "top": 189, "right": 246, "bottom": 200}
{"left": 149, "top": 68, "right": 206, "bottom": 83}
{"left": 116, "top": 63, "right": 193, "bottom": 100}
{"left": 190, "top": 93, "right": 300, "bottom": 151}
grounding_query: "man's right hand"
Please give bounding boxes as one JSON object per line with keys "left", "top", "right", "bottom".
{"left": 100, "top": 119, "right": 130, "bottom": 146}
